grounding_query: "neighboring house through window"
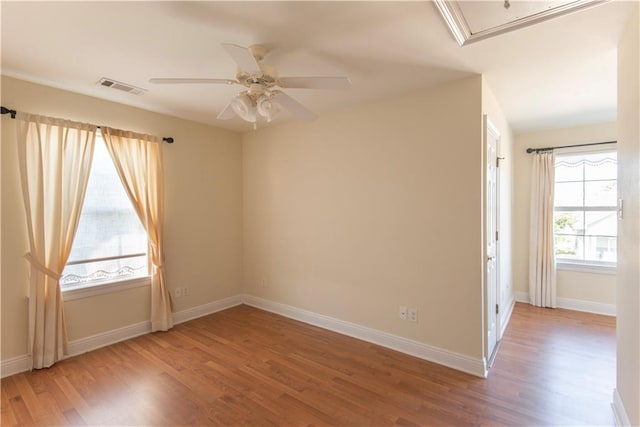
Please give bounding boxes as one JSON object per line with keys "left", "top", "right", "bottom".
{"left": 61, "top": 134, "right": 149, "bottom": 290}
{"left": 553, "top": 150, "right": 617, "bottom": 269}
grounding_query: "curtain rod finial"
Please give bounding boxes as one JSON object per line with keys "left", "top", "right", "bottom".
{"left": 1, "top": 106, "right": 17, "bottom": 119}
{"left": 526, "top": 148, "right": 535, "bottom": 154}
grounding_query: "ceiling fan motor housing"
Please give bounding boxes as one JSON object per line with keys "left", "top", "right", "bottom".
{"left": 236, "top": 63, "right": 278, "bottom": 88}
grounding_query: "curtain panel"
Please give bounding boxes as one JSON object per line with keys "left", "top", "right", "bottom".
{"left": 100, "top": 127, "right": 173, "bottom": 331}
{"left": 529, "top": 151, "right": 557, "bottom": 308}
{"left": 16, "top": 113, "right": 97, "bottom": 369}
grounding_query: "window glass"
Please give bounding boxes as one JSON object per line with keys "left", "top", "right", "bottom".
{"left": 553, "top": 150, "right": 617, "bottom": 265}
{"left": 584, "top": 180, "right": 617, "bottom": 207}
{"left": 555, "top": 155, "right": 584, "bottom": 182}
{"left": 61, "top": 135, "right": 148, "bottom": 288}
{"left": 554, "top": 182, "right": 584, "bottom": 207}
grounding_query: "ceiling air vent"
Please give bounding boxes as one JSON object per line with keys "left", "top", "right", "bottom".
{"left": 98, "top": 77, "right": 146, "bottom": 95}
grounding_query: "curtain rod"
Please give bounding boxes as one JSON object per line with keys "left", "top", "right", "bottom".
{"left": 1, "top": 106, "right": 174, "bottom": 144}
{"left": 526, "top": 140, "right": 616, "bottom": 154}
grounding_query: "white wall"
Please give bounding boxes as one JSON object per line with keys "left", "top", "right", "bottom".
{"left": 615, "top": 4, "right": 640, "bottom": 425}
{"left": 243, "top": 76, "right": 488, "bottom": 361}
{"left": 1, "top": 76, "right": 244, "bottom": 359}
{"left": 513, "top": 122, "right": 617, "bottom": 312}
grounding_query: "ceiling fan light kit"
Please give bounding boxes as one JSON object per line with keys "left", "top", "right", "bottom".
{"left": 150, "top": 43, "right": 351, "bottom": 128}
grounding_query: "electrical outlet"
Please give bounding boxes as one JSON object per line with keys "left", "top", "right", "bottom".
{"left": 183, "top": 287, "right": 190, "bottom": 296}
{"left": 261, "top": 278, "right": 267, "bottom": 287}
{"left": 175, "top": 288, "right": 182, "bottom": 298}
{"left": 399, "top": 306, "right": 407, "bottom": 320}
{"left": 408, "top": 308, "right": 418, "bottom": 323}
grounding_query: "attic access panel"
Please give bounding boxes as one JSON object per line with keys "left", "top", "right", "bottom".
{"left": 435, "top": 0, "right": 611, "bottom": 46}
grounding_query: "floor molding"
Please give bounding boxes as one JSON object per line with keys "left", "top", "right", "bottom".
{"left": 499, "top": 296, "right": 516, "bottom": 339}
{"left": 0, "top": 355, "right": 31, "bottom": 379}
{"left": 612, "top": 388, "right": 631, "bottom": 426}
{"left": 66, "top": 320, "right": 151, "bottom": 358}
{"left": 243, "top": 294, "right": 487, "bottom": 378}
{"left": 515, "top": 291, "right": 616, "bottom": 316}
{"left": 173, "top": 294, "right": 244, "bottom": 325}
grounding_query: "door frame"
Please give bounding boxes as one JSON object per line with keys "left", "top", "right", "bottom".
{"left": 483, "top": 114, "right": 501, "bottom": 370}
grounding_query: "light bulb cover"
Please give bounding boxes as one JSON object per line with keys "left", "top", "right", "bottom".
{"left": 231, "top": 93, "right": 256, "bottom": 123}
{"left": 257, "top": 94, "right": 281, "bottom": 123}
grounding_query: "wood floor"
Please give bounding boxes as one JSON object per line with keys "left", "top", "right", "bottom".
{"left": 1, "top": 302, "right": 616, "bottom": 426}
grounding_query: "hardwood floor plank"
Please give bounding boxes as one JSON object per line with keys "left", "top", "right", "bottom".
{"left": 7, "top": 394, "right": 35, "bottom": 424}
{"left": 1, "top": 303, "right": 616, "bottom": 426}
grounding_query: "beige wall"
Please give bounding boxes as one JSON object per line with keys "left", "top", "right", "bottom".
{"left": 243, "top": 76, "right": 487, "bottom": 359}
{"left": 1, "top": 76, "right": 243, "bottom": 359}
{"left": 616, "top": 4, "right": 640, "bottom": 424}
{"left": 481, "top": 77, "right": 515, "bottom": 326}
{"left": 513, "top": 122, "right": 617, "bottom": 307}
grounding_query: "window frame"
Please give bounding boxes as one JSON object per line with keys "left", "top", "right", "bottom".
{"left": 62, "top": 276, "right": 151, "bottom": 301}
{"left": 60, "top": 134, "right": 151, "bottom": 298}
{"left": 553, "top": 149, "right": 618, "bottom": 271}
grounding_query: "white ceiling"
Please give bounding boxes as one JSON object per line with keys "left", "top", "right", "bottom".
{"left": 1, "top": 1, "right": 634, "bottom": 134}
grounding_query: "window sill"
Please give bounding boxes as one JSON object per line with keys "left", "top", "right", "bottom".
{"left": 556, "top": 262, "right": 616, "bottom": 276}
{"left": 62, "top": 276, "right": 151, "bottom": 301}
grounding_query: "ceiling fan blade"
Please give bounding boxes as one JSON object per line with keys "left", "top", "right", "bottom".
{"left": 278, "top": 76, "right": 352, "bottom": 90}
{"left": 217, "top": 102, "right": 236, "bottom": 120}
{"left": 149, "top": 78, "right": 237, "bottom": 85}
{"left": 221, "top": 43, "right": 261, "bottom": 74}
{"left": 271, "top": 90, "right": 316, "bottom": 120}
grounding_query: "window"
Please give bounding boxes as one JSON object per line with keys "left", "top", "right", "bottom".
{"left": 553, "top": 150, "right": 617, "bottom": 267}
{"left": 61, "top": 134, "right": 149, "bottom": 290}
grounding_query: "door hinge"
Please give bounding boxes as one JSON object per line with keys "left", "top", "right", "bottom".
{"left": 497, "top": 156, "right": 505, "bottom": 167}
{"left": 496, "top": 231, "right": 499, "bottom": 241}
{"left": 496, "top": 304, "right": 499, "bottom": 315}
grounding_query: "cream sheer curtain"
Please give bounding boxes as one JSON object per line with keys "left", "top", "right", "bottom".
{"left": 529, "top": 151, "right": 557, "bottom": 308}
{"left": 16, "top": 113, "right": 96, "bottom": 369}
{"left": 100, "top": 127, "right": 173, "bottom": 331}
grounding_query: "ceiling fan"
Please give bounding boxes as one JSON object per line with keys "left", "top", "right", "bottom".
{"left": 150, "top": 43, "right": 352, "bottom": 127}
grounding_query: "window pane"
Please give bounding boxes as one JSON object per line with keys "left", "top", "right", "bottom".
{"left": 555, "top": 155, "right": 583, "bottom": 182}
{"left": 584, "top": 235, "right": 616, "bottom": 263}
{"left": 585, "top": 211, "right": 617, "bottom": 237}
{"left": 62, "top": 136, "right": 148, "bottom": 286}
{"left": 554, "top": 182, "right": 583, "bottom": 207}
{"left": 555, "top": 234, "right": 583, "bottom": 259}
{"left": 553, "top": 211, "right": 584, "bottom": 235}
{"left": 584, "top": 180, "right": 617, "bottom": 207}
{"left": 584, "top": 152, "right": 617, "bottom": 181}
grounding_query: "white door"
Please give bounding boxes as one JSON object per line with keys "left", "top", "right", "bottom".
{"left": 485, "top": 116, "right": 500, "bottom": 365}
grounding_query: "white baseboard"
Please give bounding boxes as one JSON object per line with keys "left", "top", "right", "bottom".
{"left": 66, "top": 320, "right": 151, "bottom": 357}
{"left": 1, "top": 294, "right": 243, "bottom": 379}
{"left": 557, "top": 297, "right": 616, "bottom": 316}
{"left": 242, "top": 294, "right": 487, "bottom": 378}
{"left": 515, "top": 291, "right": 616, "bottom": 316}
{"left": 515, "top": 291, "right": 529, "bottom": 303}
{"left": 499, "top": 296, "right": 515, "bottom": 339}
{"left": 173, "top": 294, "right": 244, "bottom": 325}
{"left": 0, "top": 355, "right": 31, "bottom": 379}
{"left": 612, "top": 388, "right": 631, "bottom": 426}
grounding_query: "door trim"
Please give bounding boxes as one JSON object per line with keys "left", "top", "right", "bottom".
{"left": 483, "top": 114, "right": 501, "bottom": 368}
